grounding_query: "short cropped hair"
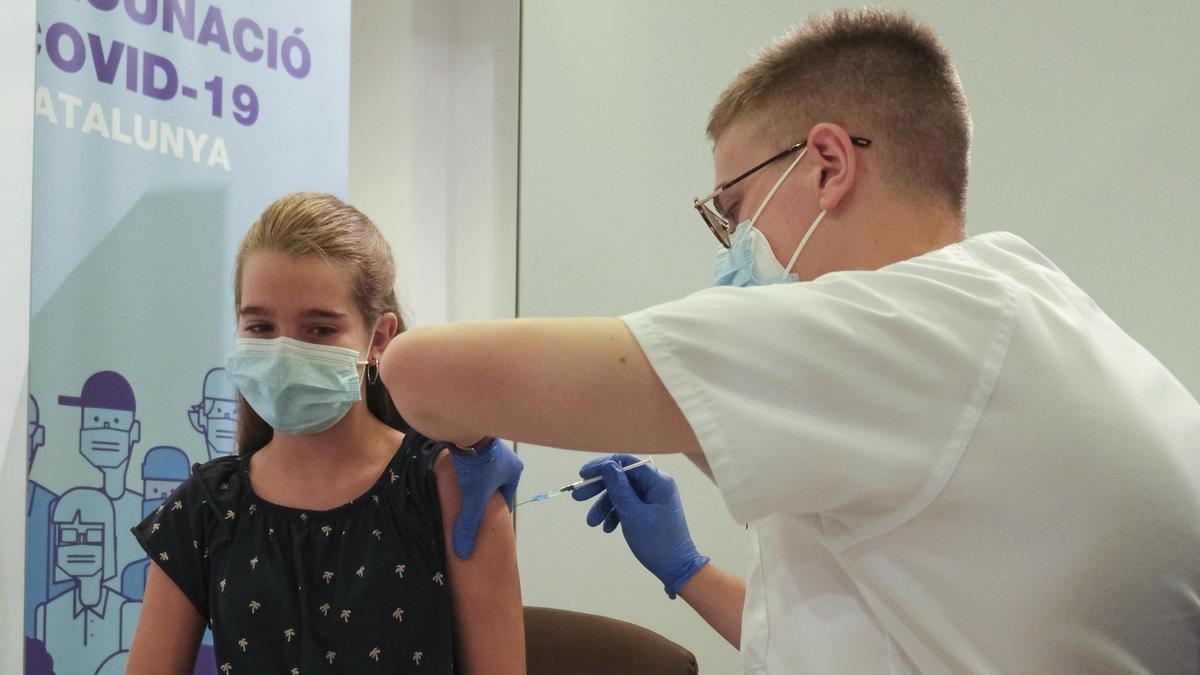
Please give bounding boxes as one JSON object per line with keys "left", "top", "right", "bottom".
{"left": 708, "top": 8, "right": 972, "bottom": 214}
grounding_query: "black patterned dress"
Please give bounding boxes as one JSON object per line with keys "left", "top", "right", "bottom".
{"left": 132, "top": 432, "right": 454, "bottom": 674}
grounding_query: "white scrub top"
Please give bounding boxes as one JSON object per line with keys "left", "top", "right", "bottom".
{"left": 622, "top": 232, "right": 1200, "bottom": 674}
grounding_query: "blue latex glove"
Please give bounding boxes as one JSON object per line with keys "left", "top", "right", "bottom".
{"left": 572, "top": 454, "right": 709, "bottom": 599}
{"left": 449, "top": 439, "right": 523, "bottom": 559}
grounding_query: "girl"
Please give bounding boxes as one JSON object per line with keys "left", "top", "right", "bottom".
{"left": 127, "top": 193, "right": 524, "bottom": 674}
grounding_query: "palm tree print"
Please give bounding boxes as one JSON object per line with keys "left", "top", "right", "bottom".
{"left": 432, "top": 572, "right": 444, "bottom": 586}
{"left": 369, "top": 647, "right": 381, "bottom": 662}
{"left": 392, "top": 607, "right": 405, "bottom": 622}
{"left": 322, "top": 571, "right": 334, "bottom": 584}
{"left": 321, "top": 525, "right": 332, "bottom": 536}
{"left": 219, "top": 579, "right": 226, "bottom": 592}
{"left": 159, "top": 552, "right": 169, "bottom": 561}
{"left": 237, "top": 638, "right": 248, "bottom": 652}
{"left": 324, "top": 651, "right": 336, "bottom": 664}
{"left": 151, "top": 523, "right": 160, "bottom": 533}
{"left": 319, "top": 603, "right": 331, "bottom": 616}
{"left": 389, "top": 469, "right": 398, "bottom": 483}
{"left": 172, "top": 500, "right": 183, "bottom": 511}
{"left": 284, "top": 628, "right": 296, "bottom": 642}
{"left": 249, "top": 600, "right": 261, "bottom": 614}
{"left": 394, "top": 564, "right": 406, "bottom": 578}
{"left": 372, "top": 495, "right": 381, "bottom": 506}
{"left": 300, "top": 513, "right": 308, "bottom": 523}
{"left": 372, "top": 529, "right": 382, "bottom": 540}
{"left": 356, "top": 566, "right": 366, "bottom": 578}
{"left": 339, "top": 609, "right": 352, "bottom": 623}
{"left": 247, "top": 503, "right": 256, "bottom": 515}
{"left": 290, "top": 669, "right": 299, "bottom": 675}
{"left": 249, "top": 556, "right": 258, "bottom": 570}
{"left": 413, "top": 651, "right": 424, "bottom": 665}
{"left": 225, "top": 510, "right": 236, "bottom": 520}
{"left": 220, "top": 664, "right": 232, "bottom": 674}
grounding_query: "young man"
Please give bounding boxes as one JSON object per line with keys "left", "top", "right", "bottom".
{"left": 382, "top": 8, "right": 1199, "bottom": 673}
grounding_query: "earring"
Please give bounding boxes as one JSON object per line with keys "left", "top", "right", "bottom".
{"left": 366, "top": 357, "right": 380, "bottom": 385}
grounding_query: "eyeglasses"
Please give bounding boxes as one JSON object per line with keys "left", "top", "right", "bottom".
{"left": 693, "top": 136, "right": 872, "bottom": 248}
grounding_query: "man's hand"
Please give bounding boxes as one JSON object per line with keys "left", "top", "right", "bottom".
{"left": 449, "top": 439, "right": 523, "bottom": 559}
{"left": 572, "top": 454, "right": 709, "bottom": 598}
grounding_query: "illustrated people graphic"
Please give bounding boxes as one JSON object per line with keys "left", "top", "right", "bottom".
{"left": 121, "top": 445, "right": 191, "bottom": 601}
{"left": 58, "top": 371, "right": 144, "bottom": 593}
{"left": 34, "top": 488, "right": 141, "bottom": 675}
{"left": 26, "top": 394, "right": 70, "bottom": 638}
{"left": 188, "top": 368, "right": 239, "bottom": 460}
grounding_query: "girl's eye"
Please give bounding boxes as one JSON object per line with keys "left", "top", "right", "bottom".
{"left": 244, "top": 323, "right": 272, "bottom": 334}
{"left": 310, "top": 326, "right": 337, "bottom": 337}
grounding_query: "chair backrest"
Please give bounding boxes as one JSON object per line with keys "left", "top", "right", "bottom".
{"left": 524, "top": 605, "right": 699, "bottom": 675}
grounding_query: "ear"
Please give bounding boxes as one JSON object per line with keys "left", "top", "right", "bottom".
{"left": 130, "top": 420, "right": 141, "bottom": 446}
{"left": 371, "top": 312, "right": 401, "bottom": 359}
{"left": 188, "top": 407, "right": 206, "bottom": 433}
{"left": 806, "top": 123, "right": 860, "bottom": 212}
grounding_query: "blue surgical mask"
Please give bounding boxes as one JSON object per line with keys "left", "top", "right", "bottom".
{"left": 714, "top": 146, "right": 828, "bottom": 287}
{"left": 225, "top": 337, "right": 367, "bottom": 435}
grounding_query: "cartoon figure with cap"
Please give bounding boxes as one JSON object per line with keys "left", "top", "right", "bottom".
{"left": 59, "top": 371, "right": 144, "bottom": 593}
{"left": 189, "top": 367, "right": 239, "bottom": 460}
{"left": 34, "top": 487, "right": 141, "bottom": 675}
{"left": 26, "top": 394, "right": 71, "bottom": 639}
{"left": 120, "top": 445, "right": 191, "bottom": 601}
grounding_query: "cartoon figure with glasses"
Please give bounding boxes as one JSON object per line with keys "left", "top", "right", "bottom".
{"left": 188, "top": 368, "right": 239, "bottom": 460}
{"left": 58, "top": 371, "right": 144, "bottom": 593}
{"left": 34, "top": 487, "right": 141, "bottom": 675}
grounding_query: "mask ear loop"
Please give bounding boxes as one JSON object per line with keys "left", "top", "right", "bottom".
{"left": 748, "top": 147, "right": 808, "bottom": 229}
{"left": 783, "top": 208, "right": 828, "bottom": 275}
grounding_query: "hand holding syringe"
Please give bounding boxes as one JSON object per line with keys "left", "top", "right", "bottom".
{"left": 515, "top": 457, "right": 654, "bottom": 507}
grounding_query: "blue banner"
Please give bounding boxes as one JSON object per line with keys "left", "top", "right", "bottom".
{"left": 25, "top": 1, "right": 350, "bottom": 673}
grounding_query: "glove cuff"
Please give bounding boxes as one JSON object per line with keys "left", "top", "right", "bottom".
{"left": 663, "top": 555, "right": 710, "bottom": 600}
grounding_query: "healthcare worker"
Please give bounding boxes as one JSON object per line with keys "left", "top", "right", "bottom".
{"left": 385, "top": 8, "right": 1200, "bottom": 673}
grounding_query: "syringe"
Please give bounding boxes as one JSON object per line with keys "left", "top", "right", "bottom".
{"left": 516, "top": 457, "right": 654, "bottom": 507}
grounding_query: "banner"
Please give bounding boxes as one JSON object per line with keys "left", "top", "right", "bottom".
{"left": 25, "top": 1, "right": 350, "bottom": 673}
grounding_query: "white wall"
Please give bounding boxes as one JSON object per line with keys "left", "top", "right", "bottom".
{"left": 350, "top": 0, "right": 519, "bottom": 326}
{"left": 516, "top": 1, "right": 1200, "bottom": 672}
{"left": 1, "top": 0, "right": 37, "bottom": 670}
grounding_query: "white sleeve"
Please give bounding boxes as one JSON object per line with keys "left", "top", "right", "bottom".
{"left": 622, "top": 256, "right": 1019, "bottom": 542}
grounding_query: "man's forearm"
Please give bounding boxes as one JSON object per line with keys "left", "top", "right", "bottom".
{"left": 677, "top": 562, "right": 745, "bottom": 648}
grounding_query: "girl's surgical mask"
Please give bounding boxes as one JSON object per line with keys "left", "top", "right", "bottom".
{"left": 714, "top": 146, "right": 828, "bottom": 287}
{"left": 225, "top": 336, "right": 369, "bottom": 435}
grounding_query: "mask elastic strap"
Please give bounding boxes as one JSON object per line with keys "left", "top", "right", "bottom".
{"left": 749, "top": 147, "right": 808, "bottom": 228}
{"left": 783, "top": 208, "right": 827, "bottom": 275}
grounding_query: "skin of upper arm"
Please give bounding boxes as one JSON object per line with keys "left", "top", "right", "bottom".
{"left": 434, "top": 449, "right": 526, "bottom": 674}
{"left": 381, "top": 317, "right": 702, "bottom": 456}
{"left": 126, "top": 564, "right": 206, "bottom": 675}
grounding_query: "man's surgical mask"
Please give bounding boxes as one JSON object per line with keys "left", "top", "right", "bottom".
{"left": 225, "top": 337, "right": 367, "bottom": 436}
{"left": 714, "top": 146, "right": 828, "bottom": 287}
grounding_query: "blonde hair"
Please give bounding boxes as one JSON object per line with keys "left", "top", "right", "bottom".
{"left": 234, "top": 192, "right": 408, "bottom": 453}
{"left": 708, "top": 8, "right": 972, "bottom": 214}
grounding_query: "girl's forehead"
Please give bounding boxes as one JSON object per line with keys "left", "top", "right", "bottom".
{"left": 240, "top": 252, "right": 357, "bottom": 312}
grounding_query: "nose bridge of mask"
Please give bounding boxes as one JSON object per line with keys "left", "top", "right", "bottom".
{"left": 235, "top": 336, "right": 362, "bottom": 368}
